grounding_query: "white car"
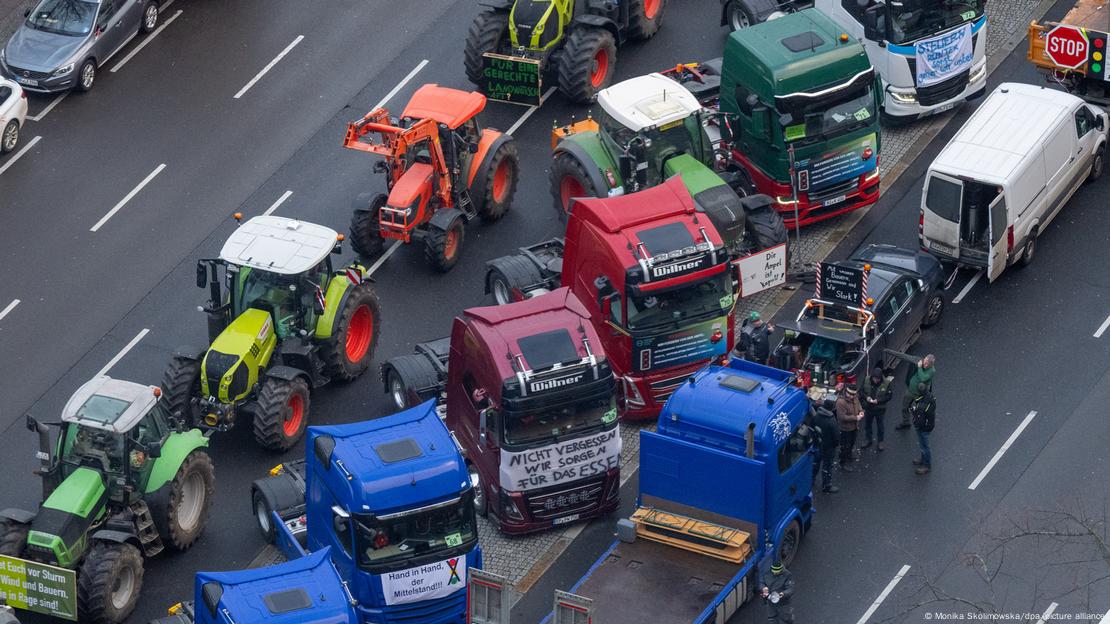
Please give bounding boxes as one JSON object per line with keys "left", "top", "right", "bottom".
{"left": 0, "top": 77, "right": 27, "bottom": 153}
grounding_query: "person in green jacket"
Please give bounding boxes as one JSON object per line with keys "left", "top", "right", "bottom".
{"left": 897, "top": 354, "right": 935, "bottom": 430}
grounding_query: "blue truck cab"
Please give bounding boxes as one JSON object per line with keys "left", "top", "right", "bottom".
{"left": 555, "top": 358, "right": 815, "bottom": 623}
{"left": 251, "top": 401, "right": 481, "bottom": 624}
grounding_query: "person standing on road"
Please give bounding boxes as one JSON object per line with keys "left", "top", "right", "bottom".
{"left": 741, "top": 312, "right": 776, "bottom": 365}
{"left": 910, "top": 383, "right": 936, "bottom": 475}
{"left": 898, "top": 354, "right": 935, "bottom": 430}
{"left": 811, "top": 396, "right": 840, "bottom": 493}
{"left": 860, "top": 367, "right": 893, "bottom": 451}
{"left": 835, "top": 385, "right": 864, "bottom": 471}
{"left": 760, "top": 560, "right": 795, "bottom": 624}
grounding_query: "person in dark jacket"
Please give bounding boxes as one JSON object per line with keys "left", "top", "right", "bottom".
{"left": 759, "top": 560, "right": 795, "bottom": 623}
{"left": 742, "top": 312, "right": 776, "bottom": 365}
{"left": 835, "top": 385, "right": 864, "bottom": 471}
{"left": 910, "top": 383, "right": 936, "bottom": 475}
{"left": 810, "top": 397, "right": 840, "bottom": 493}
{"left": 898, "top": 354, "right": 935, "bottom": 429}
{"left": 860, "top": 367, "right": 893, "bottom": 451}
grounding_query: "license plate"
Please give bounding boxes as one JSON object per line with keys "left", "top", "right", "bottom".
{"left": 16, "top": 76, "right": 37, "bottom": 87}
{"left": 925, "top": 102, "right": 956, "bottom": 117}
{"left": 823, "top": 194, "right": 846, "bottom": 207}
{"left": 553, "top": 514, "right": 580, "bottom": 526}
{"left": 930, "top": 240, "right": 956, "bottom": 255}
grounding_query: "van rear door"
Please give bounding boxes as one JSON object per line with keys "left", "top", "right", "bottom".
{"left": 921, "top": 172, "right": 963, "bottom": 259}
{"left": 987, "top": 193, "right": 1008, "bottom": 282}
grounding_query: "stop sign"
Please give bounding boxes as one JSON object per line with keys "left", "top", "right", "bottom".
{"left": 1046, "top": 25, "right": 1089, "bottom": 69}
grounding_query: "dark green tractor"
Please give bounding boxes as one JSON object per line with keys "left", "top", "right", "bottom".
{"left": 162, "top": 215, "right": 382, "bottom": 452}
{"left": 0, "top": 376, "right": 214, "bottom": 624}
{"left": 464, "top": 0, "right": 669, "bottom": 104}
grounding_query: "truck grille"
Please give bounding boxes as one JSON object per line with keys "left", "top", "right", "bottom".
{"left": 369, "top": 588, "right": 468, "bottom": 622}
{"left": 807, "top": 177, "right": 859, "bottom": 203}
{"left": 649, "top": 370, "right": 694, "bottom": 403}
{"left": 526, "top": 479, "right": 604, "bottom": 521}
{"left": 917, "top": 70, "right": 970, "bottom": 107}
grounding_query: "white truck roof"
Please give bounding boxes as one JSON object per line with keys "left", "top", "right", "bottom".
{"left": 930, "top": 83, "right": 1080, "bottom": 183}
{"left": 219, "top": 215, "right": 339, "bottom": 275}
{"left": 598, "top": 73, "right": 702, "bottom": 132}
{"left": 62, "top": 376, "right": 160, "bottom": 434}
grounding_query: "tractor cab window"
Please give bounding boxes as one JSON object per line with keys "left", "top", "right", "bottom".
{"left": 641, "top": 116, "right": 711, "bottom": 165}
{"left": 597, "top": 108, "right": 638, "bottom": 149}
{"left": 239, "top": 267, "right": 322, "bottom": 339}
{"left": 63, "top": 425, "right": 126, "bottom": 474}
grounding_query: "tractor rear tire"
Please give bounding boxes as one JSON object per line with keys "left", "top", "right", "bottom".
{"left": 549, "top": 151, "right": 600, "bottom": 218}
{"left": 77, "top": 541, "right": 144, "bottom": 624}
{"left": 743, "top": 203, "right": 789, "bottom": 253}
{"left": 253, "top": 376, "right": 311, "bottom": 452}
{"left": 382, "top": 355, "right": 440, "bottom": 411}
{"left": 161, "top": 355, "right": 200, "bottom": 428}
{"left": 628, "top": 0, "right": 667, "bottom": 40}
{"left": 0, "top": 519, "right": 28, "bottom": 556}
{"left": 476, "top": 140, "right": 519, "bottom": 223}
{"left": 464, "top": 11, "right": 509, "bottom": 85}
{"left": 350, "top": 193, "right": 386, "bottom": 259}
{"left": 152, "top": 450, "right": 215, "bottom": 551}
{"left": 487, "top": 256, "right": 544, "bottom": 305}
{"left": 320, "top": 281, "right": 382, "bottom": 382}
{"left": 424, "top": 216, "right": 466, "bottom": 272}
{"left": 558, "top": 27, "right": 617, "bottom": 104}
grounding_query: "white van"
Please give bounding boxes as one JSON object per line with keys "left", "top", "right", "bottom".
{"left": 920, "top": 83, "right": 1107, "bottom": 282}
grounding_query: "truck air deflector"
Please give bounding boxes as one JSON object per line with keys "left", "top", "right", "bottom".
{"left": 774, "top": 67, "right": 875, "bottom": 102}
{"left": 517, "top": 328, "right": 579, "bottom": 370}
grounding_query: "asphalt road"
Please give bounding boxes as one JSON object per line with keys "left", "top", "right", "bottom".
{"left": 1, "top": 0, "right": 1107, "bottom": 622}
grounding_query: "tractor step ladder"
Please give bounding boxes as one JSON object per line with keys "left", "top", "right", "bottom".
{"left": 457, "top": 189, "right": 477, "bottom": 221}
{"left": 131, "top": 500, "right": 164, "bottom": 557}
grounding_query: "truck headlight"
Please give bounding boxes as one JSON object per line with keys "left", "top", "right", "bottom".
{"left": 52, "top": 62, "right": 75, "bottom": 77}
{"left": 887, "top": 87, "right": 917, "bottom": 104}
{"left": 968, "top": 60, "right": 987, "bottom": 85}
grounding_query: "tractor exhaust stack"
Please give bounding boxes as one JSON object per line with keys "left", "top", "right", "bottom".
{"left": 26, "top": 415, "right": 52, "bottom": 499}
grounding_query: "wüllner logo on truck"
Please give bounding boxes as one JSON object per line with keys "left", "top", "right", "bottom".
{"left": 915, "top": 24, "right": 975, "bottom": 87}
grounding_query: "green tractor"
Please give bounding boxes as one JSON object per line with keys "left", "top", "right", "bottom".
{"left": 162, "top": 215, "right": 382, "bottom": 452}
{"left": 0, "top": 376, "right": 215, "bottom": 624}
{"left": 549, "top": 70, "right": 789, "bottom": 258}
{"left": 464, "top": 0, "right": 669, "bottom": 104}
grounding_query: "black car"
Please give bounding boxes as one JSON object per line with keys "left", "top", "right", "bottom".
{"left": 773, "top": 244, "right": 944, "bottom": 389}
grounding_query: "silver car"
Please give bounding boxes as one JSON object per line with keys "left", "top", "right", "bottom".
{"left": 0, "top": 0, "right": 159, "bottom": 93}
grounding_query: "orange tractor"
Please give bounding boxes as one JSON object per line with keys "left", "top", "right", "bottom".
{"left": 344, "top": 84, "right": 520, "bottom": 272}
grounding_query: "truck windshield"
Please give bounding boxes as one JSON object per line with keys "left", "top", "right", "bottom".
{"left": 627, "top": 271, "right": 731, "bottom": 331}
{"left": 503, "top": 396, "right": 614, "bottom": 447}
{"left": 780, "top": 82, "right": 876, "bottom": 144}
{"left": 887, "top": 0, "right": 985, "bottom": 45}
{"left": 355, "top": 493, "right": 477, "bottom": 570}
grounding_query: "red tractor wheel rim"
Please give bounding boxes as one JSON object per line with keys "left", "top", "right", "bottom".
{"left": 492, "top": 159, "right": 511, "bottom": 203}
{"left": 345, "top": 305, "right": 373, "bottom": 362}
{"left": 283, "top": 394, "right": 304, "bottom": 437}
{"left": 559, "top": 176, "right": 585, "bottom": 212}
{"left": 444, "top": 228, "right": 459, "bottom": 260}
{"left": 590, "top": 49, "right": 609, "bottom": 88}
{"left": 644, "top": 0, "right": 660, "bottom": 19}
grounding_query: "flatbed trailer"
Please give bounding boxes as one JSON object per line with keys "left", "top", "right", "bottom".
{"left": 1028, "top": 0, "right": 1109, "bottom": 105}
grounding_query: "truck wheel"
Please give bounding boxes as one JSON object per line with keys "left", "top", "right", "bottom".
{"left": 469, "top": 465, "right": 488, "bottom": 518}
{"left": 922, "top": 293, "right": 944, "bottom": 327}
{"left": 320, "top": 282, "right": 382, "bottom": 381}
{"left": 557, "top": 27, "right": 617, "bottom": 104}
{"left": 253, "top": 488, "right": 278, "bottom": 542}
{"left": 152, "top": 450, "right": 215, "bottom": 551}
{"left": 77, "top": 542, "right": 143, "bottom": 624}
{"left": 464, "top": 11, "right": 509, "bottom": 85}
{"left": 253, "top": 376, "right": 311, "bottom": 452}
{"left": 476, "top": 140, "right": 519, "bottom": 223}
{"left": 1088, "top": 144, "right": 1105, "bottom": 183}
{"left": 725, "top": 1, "right": 757, "bottom": 30}
{"left": 0, "top": 519, "right": 28, "bottom": 556}
{"left": 776, "top": 520, "right": 802, "bottom": 568}
{"left": 627, "top": 0, "right": 667, "bottom": 40}
{"left": 382, "top": 354, "right": 440, "bottom": 411}
{"left": 161, "top": 355, "right": 200, "bottom": 428}
{"left": 350, "top": 193, "right": 386, "bottom": 259}
{"left": 549, "top": 152, "right": 600, "bottom": 218}
{"left": 424, "top": 216, "right": 466, "bottom": 272}
{"left": 487, "top": 256, "right": 544, "bottom": 305}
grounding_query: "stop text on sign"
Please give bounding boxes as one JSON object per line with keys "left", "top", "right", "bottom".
{"left": 1046, "top": 25, "right": 1089, "bottom": 69}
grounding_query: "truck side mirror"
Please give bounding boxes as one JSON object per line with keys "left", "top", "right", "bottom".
{"left": 331, "top": 504, "right": 350, "bottom": 534}
{"left": 600, "top": 294, "right": 613, "bottom": 319}
{"left": 917, "top": 279, "right": 927, "bottom": 293}
{"left": 196, "top": 261, "right": 208, "bottom": 289}
{"left": 1097, "top": 116, "right": 1105, "bottom": 131}
{"left": 201, "top": 582, "right": 223, "bottom": 618}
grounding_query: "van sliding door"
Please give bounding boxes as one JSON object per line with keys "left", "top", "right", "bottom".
{"left": 987, "top": 194, "right": 1008, "bottom": 282}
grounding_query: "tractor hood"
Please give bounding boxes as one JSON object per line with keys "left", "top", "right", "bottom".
{"left": 203, "top": 308, "right": 276, "bottom": 402}
{"left": 26, "top": 467, "right": 107, "bottom": 567}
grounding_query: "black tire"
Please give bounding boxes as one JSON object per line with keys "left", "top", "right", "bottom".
{"left": 252, "top": 488, "right": 277, "bottom": 542}
{"left": 76, "top": 59, "right": 96, "bottom": 93}
{"left": 549, "top": 151, "right": 601, "bottom": 217}
{"left": 0, "top": 519, "right": 28, "bottom": 556}
{"left": 424, "top": 216, "right": 466, "bottom": 272}
{"left": 922, "top": 293, "right": 944, "bottom": 327}
{"left": 252, "top": 376, "right": 311, "bottom": 452}
{"left": 744, "top": 203, "right": 789, "bottom": 251}
{"left": 140, "top": 0, "right": 159, "bottom": 33}
{"left": 151, "top": 450, "right": 215, "bottom": 551}
{"left": 161, "top": 355, "right": 200, "bottom": 428}
{"left": 464, "top": 11, "right": 509, "bottom": 85}
{"left": 476, "top": 140, "right": 519, "bottom": 223}
{"left": 1, "top": 120, "right": 19, "bottom": 154}
{"left": 319, "top": 281, "right": 382, "bottom": 381}
{"left": 77, "top": 542, "right": 143, "bottom": 624}
{"left": 628, "top": 0, "right": 667, "bottom": 40}
{"left": 776, "top": 519, "right": 802, "bottom": 568}
{"left": 349, "top": 193, "right": 386, "bottom": 259}
{"left": 557, "top": 27, "right": 617, "bottom": 104}
{"left": 487, "top": 256, "right": 544, "bottom": 305}
{"left": 725, "top": 0, "right": 757, "bottom": 31}
{"left": 1019, "top": 230, "right": 1037, "bottom": 268}
{"left": 382, "top": 355, "right": 439, "bottom": 411}
{"left": 468, "top": 465, "right": 488, "bottom": 518}
{"left": 1088, "top": 144, "right": 1105, "bottom": 183}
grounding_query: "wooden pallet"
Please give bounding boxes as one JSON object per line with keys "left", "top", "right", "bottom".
{"left": 631, "top": 506, "right": 753, "bottom": 564}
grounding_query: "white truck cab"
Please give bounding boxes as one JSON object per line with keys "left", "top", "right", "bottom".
{"left": 920, "top": 83, "right": 1107, "bottom": 282}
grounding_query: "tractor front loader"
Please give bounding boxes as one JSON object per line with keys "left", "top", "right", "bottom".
{"left": 345, "top": 84, "right": 519, "bottom": 272}
{"left": 162, "top": 216, "right": 382, "bottom": 452}
{"left": 0, "top": 377, "right": 215, "bottom": 624}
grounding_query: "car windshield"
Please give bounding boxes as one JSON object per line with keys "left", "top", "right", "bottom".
{"left": 355, "top": 493, "right": 477, "bottom": 570}
{"left": 780, "top": 81, "right": 875, "bottom": 144}
{"left": 887, "top": 0, "right": 985, "bottom": 45}
{"left": 503, "top": 396, "right": 615, "bottom": 447}
{"left": 627, "top": 271, "right": 731, "bottom": 331}
{"left": 25, "top": 0, "right": 96, "bottom": 36}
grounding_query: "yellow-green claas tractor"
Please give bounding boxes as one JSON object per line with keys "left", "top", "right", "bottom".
{"left": 162, "top": 215, "right": 382, "bottom": 452}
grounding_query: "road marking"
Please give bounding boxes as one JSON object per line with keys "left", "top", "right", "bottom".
{"left": 364, "top": 240, "right": 402, "bottom": 276}
{"left": 90, "top": 163, "right": 166, "bottom": 232}
{"left": 159, "top": 0, "right": 176, "bottom": 12}
{"left": 262, "top": 190, "right": 293, "bottom": 216}
{"left": 855, "top": 564, "right": 911, "bottom": 624}
{"left": 506, "top": 87, "right": 556, "bottom": 136}
{"left": 28, "top": 94, "right": 66, "bottom": 122}
{"left": 372, "top": 59, "right": 428, "bottom": 110}
{"left": 968, "top": 410, "right": 1037, "bottom": 490}
{"left": 1036, "top": 603, "right": 1059, "bottom": 624}
{"left": 0, "top": 135, "right": 41, "bottom": 176}
{"left": 0, "top": 299, "right": 20, "bottom": 323}
{"left": 234, "top": 35, "right": 304, "bottom": 99}
{"left": 95, "top": 328, "right": 150, "bottom": 377}
{"left": 111, "top": 9, "right": 183, "bottom": 73}
{"left": 951, "top": 269, "right": 982, "bottom": 304}
{"left": 1095, "top": 313, "right": 1110, "bottom": 338}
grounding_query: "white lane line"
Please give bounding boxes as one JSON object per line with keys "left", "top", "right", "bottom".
{"left": 951, "top": 269, "right": 982, "bottom": 304}
{"left": 506, "top": 87, "right": 556, "bottom": 136}
{"left": 968, "top": 410, "right": 1038, "bottom": 490}
{"left": 0, "top": 135, "right": 41, "bottom": 176}
{"left": 90, "top": 164, "right": 166, "bottom": 232}
{"left": 263, "top": 190, "right": 293, "bottom": 216}
{"left": 0, "top": 299, "right": 20, "bottom": 322}
{"left": 856, "top": 564, "right": 911, "bottom": 624}
{"left": 28, "top": 94, "right": 66, "bottom": 122}
{"left": 1035, "top": 603, "right": 1059, "bottom": 624}
{"left": 159, "top": 0, "right": 176, "bottom": 12}
{"left": 95, "top": 328, "right": 150, "bottom": 377}
{"left": 365, "top": 240, "right": 402, "bottom": 276}
{"left": 111, "top": 9, "right": 183, "bottom": 73}
{"left": 372, "top": 59, "right": 429, "bottom": 110}
{"left": 1094, "top": 313, "right": 1110, "bottom": 338}
{"left": 234, "top": 35, "right": 304, "bottom": 99}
